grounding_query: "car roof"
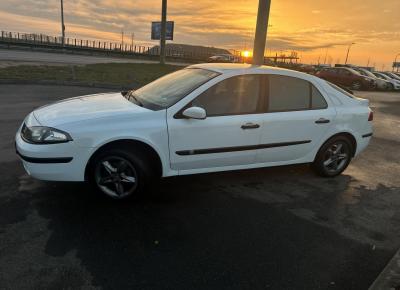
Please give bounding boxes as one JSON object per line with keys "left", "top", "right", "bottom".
{"left": 188, "top": 63, "right": 302, "bottom": 75}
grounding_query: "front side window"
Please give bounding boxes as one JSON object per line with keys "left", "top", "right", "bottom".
{"left": 192, "top": 74, "right": 262, "bottom": 116}
{"left": 267, "top": 75, "right": 327, "bottom": 112}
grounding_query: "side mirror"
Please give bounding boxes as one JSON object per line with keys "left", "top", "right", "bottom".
{"left": 182, "top": 106, "right": 207, "bottom": 120}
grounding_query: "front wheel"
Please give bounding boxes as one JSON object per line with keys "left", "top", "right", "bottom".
{"left": 312, "top": 136, "right": 353, "bottom": 177}
{"left": 89, "top": 147, "right": 152, "bottom": 199}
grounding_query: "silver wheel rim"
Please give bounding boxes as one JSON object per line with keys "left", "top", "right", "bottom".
{"left": 352, "top": 82, "right": 361, "bottom": 90}
{"left": 95, "top": 156, "right": 138, "bottom": 199}
{"left": 323, "top": 142, "right": 349, "bottom": 174}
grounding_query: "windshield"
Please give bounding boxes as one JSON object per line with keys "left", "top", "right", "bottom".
{"left": 375, "top": 73, "right": 389, "bottom": 80}
{"left": 127, "top": 68, "right": 220, "bottom": 110}
{"left": 387, "top": 73, "right": 400, "bottom": 80}
{"left": 357, "top": 69, "right": 375, "bottom": 78}
{"left": 347, "top": 68, "right": 361, "bottom": 75}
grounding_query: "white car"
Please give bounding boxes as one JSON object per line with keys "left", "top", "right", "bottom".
{"left": 16, "top": 64, "right": 373, "bottom": 199}
{"left": 373, "top": 72, "right": 400, "bottom": 90}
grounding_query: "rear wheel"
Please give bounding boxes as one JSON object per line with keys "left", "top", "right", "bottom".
{"left": 89, "top": 147, "right": 153, "bottom": 199}
{"left": 312, "top": 136, "right": 353, "bottom": 177}
{"left": 387, "top": 83, "right": 394, "bottom": 91}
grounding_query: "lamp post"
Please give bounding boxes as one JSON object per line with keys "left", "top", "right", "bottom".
{"left": 393, "top": 53, "right": 400, "bottom": 72}
{"left": 344, "top": 42, "right": 355, "bottom": 65}
{"left": 60, "top": 0, "right": 65, "bottom": 46}
{"left": 252, "top": 0, "right": 271, "bottom": 65}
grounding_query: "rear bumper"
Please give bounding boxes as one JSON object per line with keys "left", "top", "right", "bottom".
{"left": 355, "top": 132, "right": 372, "bottom": 156}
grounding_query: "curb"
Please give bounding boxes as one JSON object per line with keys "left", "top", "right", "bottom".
{"left": 369, "top": 248, "right": 400, "bottom": 290}
{"left": 0, "top": 79, "right": 138, "bottom": 90}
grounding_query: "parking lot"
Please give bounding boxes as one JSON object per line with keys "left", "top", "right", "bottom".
{"left": 0, "top": 84, "right": 399, "bottom": 289}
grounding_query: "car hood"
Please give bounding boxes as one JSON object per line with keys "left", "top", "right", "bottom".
{"left": 33, "top": 92, "right": 150, "bottom": 127}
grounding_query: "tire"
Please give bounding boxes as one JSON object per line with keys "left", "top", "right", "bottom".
{"left": 88, "top": 146, "right": 153, "bottom": 200}
{"left": 387, "top": 83, "right": 394, "bottom": 91}
{"left": 351, "top": 81, "right": 362, "bottom": 91}
{"left": 312, "top": 136, "right": 353, "bottom": 177}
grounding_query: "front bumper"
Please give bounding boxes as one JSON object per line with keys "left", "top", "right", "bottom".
{"left": 15, "top": 128, "right": 93, "bottom": 182}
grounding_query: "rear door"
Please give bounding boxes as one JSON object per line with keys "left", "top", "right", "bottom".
{"left": 256, "top": 74, "right": 336, "bottom": 163}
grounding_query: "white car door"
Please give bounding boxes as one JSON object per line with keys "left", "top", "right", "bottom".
{"left": 167, "top": 74, "right": 265, "bottom": 172}
{"left": 256, "top": 74, "right": 336, "bottom": 163}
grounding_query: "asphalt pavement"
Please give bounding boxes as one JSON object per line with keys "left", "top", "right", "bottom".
{"left": 0, "top": 85, "right": 399, "bottom": 289}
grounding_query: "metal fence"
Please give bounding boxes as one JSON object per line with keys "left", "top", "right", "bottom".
{"left": 0, "top": 30, "right": 236, "bottom": 62}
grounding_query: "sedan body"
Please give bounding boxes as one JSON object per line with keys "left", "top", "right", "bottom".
{"left": 16, "top": 64, "right": 373, "bottom": 199}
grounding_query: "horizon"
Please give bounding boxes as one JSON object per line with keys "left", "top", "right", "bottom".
{"left": 0, "top": 0, "right": 399, "bottom": 69}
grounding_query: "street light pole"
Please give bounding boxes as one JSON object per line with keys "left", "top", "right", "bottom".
{"left": 252, "top": 0, "right": 271, "bottom": 65}
{"left": 393, "top": 53, "right": 400, "bottom": 72}
{"left": 160, "top": 0, "right": 167, "bottom": 64}
{"left": 60, "top": 0, "right": 65, "bottom": 46}
{"left": 344, "top": 42, "right": 355, "bottom": 65}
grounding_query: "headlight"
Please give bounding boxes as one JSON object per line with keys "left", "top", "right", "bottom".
{"left": 21, "top": 124, "right": 72, "bottom": 144}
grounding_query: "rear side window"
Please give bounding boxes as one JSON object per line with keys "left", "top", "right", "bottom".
{"left": 311, "top": 86, "right": 328, "bottom": 109}
{"left": 326, "top": 82, "right": 355, "bottom": 98}
{"left": 267, "top": 75, "right": 327, "bottom": 112}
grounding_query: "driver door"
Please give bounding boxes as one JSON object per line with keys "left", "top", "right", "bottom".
{"left": 167, "top": 74, "right": 265, "bottom": 172}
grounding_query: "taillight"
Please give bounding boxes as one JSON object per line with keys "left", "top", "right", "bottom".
{"left": 368, "top": 110, "right": 373, "bottom": 121}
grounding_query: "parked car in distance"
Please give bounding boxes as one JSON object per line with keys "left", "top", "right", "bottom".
{"left": 16, "top": 64, "right": 373, "bottom": 200}
{"left": 382, "top": 72, "right": 400, "bottom": 81}
{"left": 353, "top": 67, "right": 390, "bottom": 91}
{"left": 372, "top": 72, "right": 400, "bottom": 91}
{"left": 208, "top": 54, "right": 236, "bottom": 63}
{"left": 316, "top": 67, "right": 376, "bottom": 90}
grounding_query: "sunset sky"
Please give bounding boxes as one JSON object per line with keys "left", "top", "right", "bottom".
{"left": 0, "top": 0, "right": 399, "bottom": 69}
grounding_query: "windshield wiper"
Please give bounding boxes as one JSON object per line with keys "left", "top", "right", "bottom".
{"left": 130, "top": 94, "right": 143, "bottom": 107}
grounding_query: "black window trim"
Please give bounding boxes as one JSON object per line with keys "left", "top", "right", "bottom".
{"left": 174, "top": 73, "right": 328, "bottom": 119}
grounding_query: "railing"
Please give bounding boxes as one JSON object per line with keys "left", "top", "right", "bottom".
{"left": 0, "top": 31, "right": 230, "bottom": 62}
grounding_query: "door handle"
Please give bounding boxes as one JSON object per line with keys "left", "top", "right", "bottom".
{"left": 315, "top": 118, "right": 330, "bottom": 124}
{"left": 241, "top": 123, "right": 260, "bottom": 129}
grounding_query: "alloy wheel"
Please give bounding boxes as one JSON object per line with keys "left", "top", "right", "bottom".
{"left": 351, "top": 81, "right": 362, "bottom": 90}
{"left": 94, "top": 156, "right": 138, "bottom": 199}
{"left": 322, "top": 141, "right": 350, "bottom": 174}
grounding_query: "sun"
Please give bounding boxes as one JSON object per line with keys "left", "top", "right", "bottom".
{"left": 242, "top": 50, "right": 251, "bottom": 58}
